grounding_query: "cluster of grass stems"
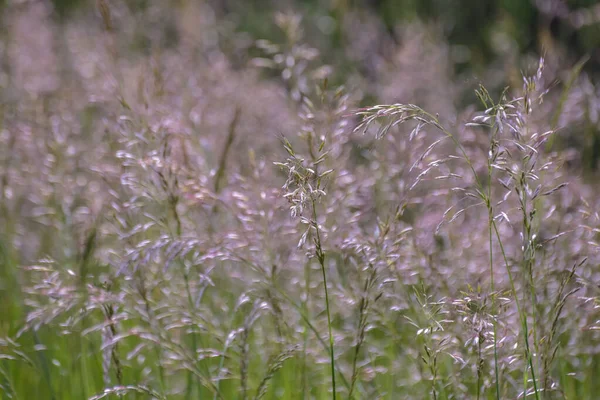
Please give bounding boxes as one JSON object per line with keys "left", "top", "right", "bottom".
{"left": 1, "top": 2, "right": 600, "bottom": 400}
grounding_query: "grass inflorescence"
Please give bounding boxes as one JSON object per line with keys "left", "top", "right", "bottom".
{"left": 1, "top": 2, "right": 600, "bottom": 400}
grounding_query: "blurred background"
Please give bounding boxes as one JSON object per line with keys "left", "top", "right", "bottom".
{"left": 2, "top": 0, "right": 600, "bottom": 170}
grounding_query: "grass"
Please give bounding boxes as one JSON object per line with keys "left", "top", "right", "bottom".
{"left": 2, "top": 1, "right": 600, "bottom": 400}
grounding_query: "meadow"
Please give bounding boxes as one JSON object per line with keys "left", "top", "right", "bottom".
{"left": 1, "top": 1, "right": 600, "bottom": 399}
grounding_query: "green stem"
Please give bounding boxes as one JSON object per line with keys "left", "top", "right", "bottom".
{"left": 236, "top": 256, "right": 351, "bottom": 390}
{"left": 312, "top": 199, "right": 336, "bottom": 400}
{"left": 492, "top": 220, "right": 540, "bottom": 400}
{"left": 432, "top": 108, "right": 538, "bottom": 399}
{"left": 183, "top": 269, "right": 199, "bottom": 400}
{"left": 487, "top": 135, "right": 501, "bottom": 400}
{"left": 302, "top": 260, "right": 311, "bottom": 400}
{"left": 488, "top": 204, "right": 500, "bottom": 399}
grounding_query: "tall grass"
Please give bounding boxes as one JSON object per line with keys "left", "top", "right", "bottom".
{"left": 1, "top": 2, "right": 600, "bottom": 400}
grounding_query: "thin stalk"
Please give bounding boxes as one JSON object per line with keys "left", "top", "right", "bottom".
{"left": 487, "top": 135, "right": 501, "bottom": 400}
{"left": 136, "top": 272, "right": 167, "bottom": 395}
{"left": 476, "top": 333, "right": 483, "bottom": 400}
{"left": 358, "top": 98, "right": 545, "bottom": 399}
{"left": 520, "top": 183, "right": 541, "bottom": 391}
{"left": 430, "top": 110, "right": 538, "bottom": 399}
{"left": 427, "top": 109, "right": 538, "bottom": 399}
{"left": 348, "top": 266, "right": 375, "bottom": 399}
{"left": 487, "top": 203, "right": 500, "bottom": 399}
{"left": 430, "top": 111, "right": 538, "bottom": 399}
{"left": 302, "top": 260, "right": 311, "bottom": 400}
{"left": 182, "top": 269, "right": 199, "bottom": 400}
{"left": 32, "top": 331, "right": 57, "bottom": 400}
{"left": 236, "top": 256, "right": 351, "bottom": 389}
{"left": 492, "top": 220, "right": 540, "bottom": 400}
{"left": 0, "top": 363, "right": 20, "bottom": 400}
{"left": 169, "top": 194, "right": 201, "bottom": 399}
{"left": 213, "top": 313, "right": 237, "bottom": 400}
{"left": 214, "top": 107, "right": 240, "bottom": 194}
{"left": 311, "top": 199, "right": 336, "bottom": 400}
{"left": 348, "top": 302, "right": 365, "bottom": 399}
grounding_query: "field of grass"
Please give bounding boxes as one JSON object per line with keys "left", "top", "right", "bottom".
{"left": 1, "top": 1, "right": 600, "bottom": 399}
